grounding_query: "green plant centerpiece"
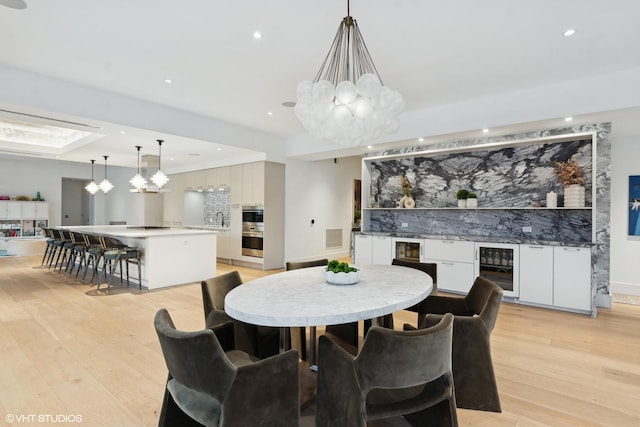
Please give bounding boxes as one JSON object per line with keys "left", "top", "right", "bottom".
{"left": 327, "top": 260, "right": 358, "bottom": 273}
{"left": 324, "top": 260, "right": 361, "bottom": 285}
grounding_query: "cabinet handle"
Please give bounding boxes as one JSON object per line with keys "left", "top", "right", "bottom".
{"left": 563, "top": 247, "right": 581, "bottom": 252}
{"left": 442, "top": 240, "right": 454, "bottom": 244}
{"left": 443, "top": 261, "right": 454, "bottom": 266}
{"left": 527, "top": 245, "right": 544, "bottom": 249}
{"left": 376, "top": 236, "right": 386, "bottom": 240}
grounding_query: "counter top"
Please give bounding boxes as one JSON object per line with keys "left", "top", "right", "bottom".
{"left": 60, "top": 225, "right": 217, "bottom": 238}
{"left": 354, "top": 231, "right": 594, "bottom": 248}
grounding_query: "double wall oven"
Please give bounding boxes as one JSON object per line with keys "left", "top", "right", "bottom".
{"left": 242, "top": 205, "right": 264, "bottom": 258}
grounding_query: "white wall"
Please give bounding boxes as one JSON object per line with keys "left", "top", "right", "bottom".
{"left": 610, "top": 134, "right": 640, "bottom": 295}
{"left": 284, "top": 156, "right": 361, "bottom": 263}
{"left": 0, "top": 155, "right": 142, "bottom": 226}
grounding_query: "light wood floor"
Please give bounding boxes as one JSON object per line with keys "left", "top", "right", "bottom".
{"left": 1, "top": 255, "right": 640, "bottom": 426}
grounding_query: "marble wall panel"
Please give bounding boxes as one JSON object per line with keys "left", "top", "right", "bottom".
{"left": 369, "top": 139, "right": 592, "bottom": 208}
{"left": 364, "top": 123, "right": 611, "bottom": 308}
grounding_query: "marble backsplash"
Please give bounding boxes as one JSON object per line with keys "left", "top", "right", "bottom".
{"left": 366, "top": 208, "right": 592, "bottom": 243}
{"left": 368, "top": 139, "right": 592, "bottom": 208}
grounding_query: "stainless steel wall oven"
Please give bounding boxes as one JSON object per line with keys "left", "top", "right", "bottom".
{"left": 242, "top": 205, "right": 264, "bottom": 258}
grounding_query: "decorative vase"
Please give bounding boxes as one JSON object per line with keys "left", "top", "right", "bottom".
{"left": 564, "top": 184, "right": 585, "bottom": 208}
{"left": 399, "top": 195, "right": 407, "bottom": 208}
{"left": 546, "top": 191, "right": 558, "bottom": 208}
{"left": 404, "top": 197, "right": 415, "bottom": 208}
{"left": 457, "top": 199, "right": 466, "bottom": 208}
{"left": 466, "top": 198, "right": 477, "bottom": 208}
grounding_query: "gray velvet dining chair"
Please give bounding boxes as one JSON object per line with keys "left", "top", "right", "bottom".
{"left": 316, "top": 313, "right": 458, "bottom": 427}
{"left": 154, "top": 308, "right": 300, "bottom": 427}
{"left": 406, "top": 276, "right": 504, "bottom": 412}
{"left": 201, "top": 271, "right": 280, "bottom": 359}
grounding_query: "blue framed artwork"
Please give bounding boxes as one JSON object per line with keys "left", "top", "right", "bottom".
{"left": 629, "top": 175, "right": 640, "bottom": 235}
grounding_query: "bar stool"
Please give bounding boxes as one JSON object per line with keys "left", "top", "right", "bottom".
{"left": 40, "top": 228, "right": 56, "bottom": 267}
{"left": 97, "top": 236, "right": 142, "bottom": 293}
{"left": 83, "top": 233, "right": 105, "bottom": 284}
{"left": 50, "top": 229, "right": 72, "bottom": 270}
{"left": 66, "top": 232, "right": 88, "bottom": 277}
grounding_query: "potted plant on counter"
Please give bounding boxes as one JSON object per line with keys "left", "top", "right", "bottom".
{"left": 456, "top": 189, "right": 469, "bottom": 208}
{"left": 466, "top": 192, "right": 478, "bottom": 208}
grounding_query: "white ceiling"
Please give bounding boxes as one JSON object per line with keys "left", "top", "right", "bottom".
{"left": 1, "top": 0, "right": 640, "bottom": 170}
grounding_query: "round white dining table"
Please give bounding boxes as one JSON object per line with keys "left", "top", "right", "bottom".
{"left": 225, "top": 264, "right": 432, "bottom": 327}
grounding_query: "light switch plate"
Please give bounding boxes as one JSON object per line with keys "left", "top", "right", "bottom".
{"left": 401, "top": 223, "right": 408, "bottom": 228}
{"left": 522, "top": 226, "right": 532, "bottom": 232}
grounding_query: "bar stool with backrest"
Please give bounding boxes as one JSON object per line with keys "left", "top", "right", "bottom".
{"left": 46, "top": 228, "right": 66, "bottom": 269}
{"left": 65, "top": 231, "right": 88, "bottom": 277}
{"left": 53, "top": 229, "right": 73, "bottom": 271}
{"left": 40, "top": 227, "right": 57, "bottom": 267}
{"left": 83, "top": 233, "right": 105, "bottom": 284}
{"left": 98, "top": 236, "right": 142, "bottom": 293}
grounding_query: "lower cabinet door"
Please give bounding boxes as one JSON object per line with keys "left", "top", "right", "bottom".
{"left": 427, "top": 260, "right": 475, "bottom": 294}
{"left": 553, "top": 246, "right": 592, "bottom": 311}
{"left": 519, "top": 245, "right": 554, "bottom": 305}
{"left": 371, "top": 236, "right": 392, "bottom": 265}
{"left": 354, "top": 235, "right": 372, "bottom": 265}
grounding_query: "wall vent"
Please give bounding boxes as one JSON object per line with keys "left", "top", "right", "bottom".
{"left": 325, "top": 228, "right": 342, "bottom": 249}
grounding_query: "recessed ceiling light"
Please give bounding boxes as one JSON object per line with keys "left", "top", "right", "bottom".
{"left": 164, "top": 79, "right": 173, "bottom": 84}
{"left": 253, "top": 31, "right": 263, "bottom": 39}
{"left": 564, "top": 117, "right": 573, "bottom": 122}
{"left": 563, "top": 29, "right": 576, "bottom": 37}
{"left": 267, "top": 111, "right": 273, "bottom": 116}
{"left": 482, "top": 128, "right": 489, "bottom": 133}
{"left": 367, "top": 145, "right": 373, "bottom": 149}
{"left": 119, "top": 130, "right": 126, "bottom": 134}
{"left": 169, "top": 157, "right": 174, "bottom": 161}
{"left": 418, "top": 138, "right": 424, "bottom": 142}
{"left": 217, "top": 148, "right": 222, "bottom": 151}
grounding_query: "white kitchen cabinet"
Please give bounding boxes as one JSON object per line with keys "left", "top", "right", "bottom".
{"left": 0, "top": 201, "right": 48, "bottom": 238}
{"left": 354, "top": 234, "right": 372, "bottom": 265}
{"left": 242, "top": 162, "right": 265, "bottom": 206}
{"left": 553, "top": 246, "right": 592, "bottom": 311}
{"left": 371, "top": 235, "right": 392, "bottom": 264}
{"left": 519, "top": 245, "right": 554, "bottom": 305}
{"left": 429, "top": 260, "right": 476, "bottom": 294}
{"left": 183, "top": 171, "right": 197, "bottom": 191}
{"left": 163, "top": 173, "right": 185, "bottom": 226}
{"left": 425, "top": 240, "right": 475, "bottom": 294}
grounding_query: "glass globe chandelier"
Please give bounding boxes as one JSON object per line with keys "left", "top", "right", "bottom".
{"left": 85, "top": 159, "right": 99, "bottom": 195}
{"left": 150, "top": 139, "right": 169, "bottom": 189}
{"left": 99, "top": 155, "right": 114, "bottom": 194}
{"left": 129, "top": 145, "right": 147, "bottom": 192}
{"left": 295, "top": 0, "right": 404, "bottom": 146}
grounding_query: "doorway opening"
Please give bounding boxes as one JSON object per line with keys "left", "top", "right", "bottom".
{"left": 61, "top": 177, "right": 93, "bottom": 226}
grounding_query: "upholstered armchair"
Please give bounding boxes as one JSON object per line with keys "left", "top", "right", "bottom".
{"left": 409, "top": 276, "right": 504, "bottom": 412}
{"left": 201, "top": 271, "right": 279, "bottom": 359}
{"left": 155, "top": 308, "right": 300, "bottom": 427}
{"left": 390, "top": 258, "right": 438, "bottom": 328}
{"left": 317, "top": 314, "right": 458, "bottom": 427}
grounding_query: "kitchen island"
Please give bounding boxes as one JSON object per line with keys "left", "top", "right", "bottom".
{"left": 60, "top": 225, "right": 217, "bottom": 289}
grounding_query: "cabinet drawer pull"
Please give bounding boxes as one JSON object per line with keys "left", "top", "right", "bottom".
{"left": 563, "top": 247, "right": 582, "bottom": 252}
{"left": 442, "top": 261, "right": 454, "bottom": 266}
{"left": 442, "top": 240, "right": 454, "bottom": 244}
{"left": 528, "top": 245, "right": 544, "bottom": 249}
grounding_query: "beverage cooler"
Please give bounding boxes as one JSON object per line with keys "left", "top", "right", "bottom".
{"left": 392, "top": 237, "right": 424, "bottom": 262}
{"left": 475, "top": 242, "right": 519, "bottom": 298}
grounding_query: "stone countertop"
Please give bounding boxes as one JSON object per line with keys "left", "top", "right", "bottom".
{"left": 354, "top": 231, "right": 594, "bottom": 248}
{"left": 60, "top": 225, "right": 218, "bottom": 238}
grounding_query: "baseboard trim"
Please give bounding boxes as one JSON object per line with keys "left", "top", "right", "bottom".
{"left": 610, "top": 281, "right": 640, "bottom": 296}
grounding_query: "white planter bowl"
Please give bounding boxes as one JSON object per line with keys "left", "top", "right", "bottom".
{"left": 323, "top": 267, "right": 362, "bottom": 285}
